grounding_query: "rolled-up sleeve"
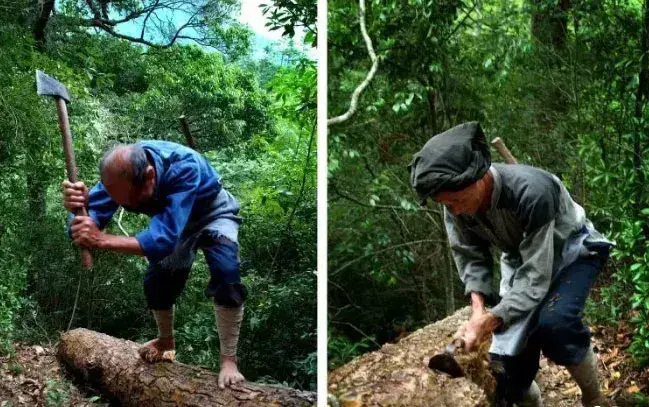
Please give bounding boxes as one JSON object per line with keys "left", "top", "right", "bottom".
{"left": 489, "top": 220, "right": 555, "bottom": 328}
{"left": 135, "top": 159, "right": 201, "bottom": 264}
{"left": 444, "top": 208, "right": 497, "bottom": 302}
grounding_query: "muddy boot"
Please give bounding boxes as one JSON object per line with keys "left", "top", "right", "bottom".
{"left": 566, "top": 346, "right": 608, "bottom": 407}
{"left": 516, "top": 381, "right": 543, "bottom": 407}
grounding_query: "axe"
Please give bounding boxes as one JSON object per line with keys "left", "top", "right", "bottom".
{"left": 428, "top": 338, "right": 465, "bottom": 377}
{"left": 36, "top": 70, "right": 93, "bottom": 269}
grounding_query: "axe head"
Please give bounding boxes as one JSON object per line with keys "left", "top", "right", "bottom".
{"left": 428, "top": 338, "right": 465, "bottom": 378}
{"left": 36, "top": 70, "right": 70, "bottom": 103}
{"left": 428, "top": 352, "right": 465, "bottom": 378}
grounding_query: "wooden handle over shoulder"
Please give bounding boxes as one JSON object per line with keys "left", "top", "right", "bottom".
{"left": 491, "top": 137, "right": 518, "bottom": 164}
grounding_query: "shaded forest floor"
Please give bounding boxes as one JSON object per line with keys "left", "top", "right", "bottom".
{"left": 0, "top": 343, "right": 105, "bottom": 406}
{"left": 536, "top": 322, "right": 646, "bottom": 406}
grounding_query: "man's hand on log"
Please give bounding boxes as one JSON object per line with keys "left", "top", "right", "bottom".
{"left": 219, "top": 355, "right": 245, "bottom": 389}
{"left": 71, "top": 216, "right": 104, "bottom": 248}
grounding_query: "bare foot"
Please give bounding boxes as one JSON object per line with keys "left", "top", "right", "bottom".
{"left": 138, "top": 337, "right": 175, "bottom": 363}
{"left": 219, "top": 355, "right": 245, "bottom": 389}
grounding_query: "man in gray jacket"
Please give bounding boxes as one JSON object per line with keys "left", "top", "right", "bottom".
{"left": 409, "top": 122, "right": 613, "bottom": 407}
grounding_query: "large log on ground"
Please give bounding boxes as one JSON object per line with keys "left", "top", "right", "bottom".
{"left": 58, "top": 328, "right": 316, "bottom": 407}
{"left": 328, "top": 307, "right": 494, "bottom": 407}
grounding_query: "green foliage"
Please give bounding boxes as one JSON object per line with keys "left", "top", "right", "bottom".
{"left": 328, "top": 0, "right": 649, "bottom": 372}
{"left": 635, "top": 392, "right": 649, "bottom": 406}
{"left": 0, "top": 2, "right": 315, "bottom": 390}
{"left": 261, "top": 0, "right": 317, "bottom": 46}
{"left": 44, "top": 379, "right": 72, "bottom": 407}
{"left": 7, "top": 362, "right": 24, "bottom": 376}
{"left": 328, "top": 329, "right": 375, "bottom": 371}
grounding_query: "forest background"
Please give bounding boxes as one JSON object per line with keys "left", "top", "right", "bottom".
{"left": 0, "top": 0, "right": 317, "bottom": 392}
{"left": 328, "top": 0, "right": 649, "bottom": 401}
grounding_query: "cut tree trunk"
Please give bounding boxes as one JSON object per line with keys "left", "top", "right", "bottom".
{"left": 33, "top": 0, "right": 55, "bottom": 50}
{"left": 328, "top": 307, "right": 494, "bottom": 407}
{"left": 58, "top": 328, "right": 316, "bottom": 407}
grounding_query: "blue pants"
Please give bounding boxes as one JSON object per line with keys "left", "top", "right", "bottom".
{"left": 143, "top": 230, "right": 246, "bottom": 310}
{"left": 490, "top": 242, "right": 610, "bottom": 404}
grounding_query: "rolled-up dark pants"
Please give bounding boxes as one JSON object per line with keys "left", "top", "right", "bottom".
{"left": 143, "top": 228, "right": 247, "bottom": 311}
{"left": 490, "top": 242, "right": 610, "bottom": 404}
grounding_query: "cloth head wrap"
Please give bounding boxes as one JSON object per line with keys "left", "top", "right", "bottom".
{"left": 408, "top": 121, "right": 491, "bottom": 203}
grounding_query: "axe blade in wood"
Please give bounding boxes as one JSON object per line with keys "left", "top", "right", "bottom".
{"left": 428, "top": 338, "right": 465, "bottom": 378}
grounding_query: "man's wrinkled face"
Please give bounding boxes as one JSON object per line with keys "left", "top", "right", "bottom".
{"left": 433, "top": 174, "right": 492, "bottom": 216}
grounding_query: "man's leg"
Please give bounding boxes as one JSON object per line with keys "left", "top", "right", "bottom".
{"left": 490, "top": 338, "right": 542, "bottom": 406}
{"left": 202, "top": 233, "right": 247, "bottom": 388}
{"left": 139, "top": 263, "right": 192, "bottom": 363}
{"left": 536, "top": 243, "right": 610, "bottom": 407}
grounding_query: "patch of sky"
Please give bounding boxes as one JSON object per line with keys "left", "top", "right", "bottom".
{"left": 78, "top": 0, "right": 315, "bottom": 61}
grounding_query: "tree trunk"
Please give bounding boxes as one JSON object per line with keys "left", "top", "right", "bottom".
{"left": 328, "top": 307, "right": 495, "bottom": 407}
{"left": 426, "top": 87, "right": 437, "bottom": 135}
{"left": 58, "top": 329, "right": 317, "bottom": 407}
{"left": 635, "top": 0, "right": 649, "bottom": 215}
{"left": 33, "top": 0, "right": 55, "bottom": 50}
{"left": 445, "top": 249, "right": 455, "bottom": 315}
{"left": 530, "top": 0, "right": 570, "bottom": 48}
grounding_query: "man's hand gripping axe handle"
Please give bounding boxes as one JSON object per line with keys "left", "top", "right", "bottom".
{"left": 36, "top": 70, "right": 93, "bottom": 269}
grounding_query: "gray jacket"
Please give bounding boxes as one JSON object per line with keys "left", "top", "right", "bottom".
{"left": 444, "top": 164, "right": 612, "bottom": 355}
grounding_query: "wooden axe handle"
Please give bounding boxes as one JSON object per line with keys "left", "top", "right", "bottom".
{"left": 179, "top": 115, "right": 196, "bottom": 150}
{"left": 491, "top": 137, "right": 518, "bottom": 164}
{"left": 55, "top": 98, "right": 93, "bottom": 269}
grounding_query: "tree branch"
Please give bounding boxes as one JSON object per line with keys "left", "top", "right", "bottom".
{"left": 328, "top": 0, "right": 379, "bottom": 126}
{"left": 139, "top": 0, "right": 160, "bottom": 40}
{"left": 331, "top": 239, "right": 446, "bottom": 276}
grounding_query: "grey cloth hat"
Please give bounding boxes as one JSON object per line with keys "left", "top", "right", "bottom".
{"left": 408, "top": 122, "right": 491, "bottom": 203}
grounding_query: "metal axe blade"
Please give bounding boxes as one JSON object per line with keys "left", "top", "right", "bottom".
{"left": 428, "top": 338, "right": 465, "bottom": 378}
{"left": 36, "top": 70, "right": 70, "bottom": 103}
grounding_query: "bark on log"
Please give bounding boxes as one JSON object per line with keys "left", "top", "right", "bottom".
{"left": 328, "top": 307, "right": 495, "bottom": 407}
{"left": 58, "top": 328, "right": 316, "bottom": 407}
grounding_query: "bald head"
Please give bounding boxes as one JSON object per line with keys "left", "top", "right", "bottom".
{"left": 99, "top": 144, "right": 156, "bottom": 206}
{"left": 99, "top": 144, "right": 149, "bottom": 186}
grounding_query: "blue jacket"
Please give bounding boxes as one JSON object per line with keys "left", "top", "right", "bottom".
{"left": 71, "top": 141, "right": 225, "bottom": 264}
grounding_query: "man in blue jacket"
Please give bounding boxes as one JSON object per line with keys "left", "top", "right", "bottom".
{"left": 63, "top": 140, "right": 246, "bottom": 389}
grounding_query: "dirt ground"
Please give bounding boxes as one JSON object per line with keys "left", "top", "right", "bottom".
{"left": 0, "top": 343, "right": 106, "bottom": 407}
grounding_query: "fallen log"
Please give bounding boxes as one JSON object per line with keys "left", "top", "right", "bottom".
{"left": 58, "top": 328, "right": 316, "bottom": 407}
{"left": 328, "top": 307, "right": 494, "bottom": 407}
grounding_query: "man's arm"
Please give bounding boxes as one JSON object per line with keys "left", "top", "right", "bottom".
{"left": 70, "top": 216, "right": 143, "bottom": 255}
{"left": 444, "top": 207, "right": 497, "bottom": 302}
{"left": 99, "top": 234, "right": 144, "bottom": 255}
{"left": 134, "top": 159, "right": 201, "bottom": 263}
{"left": 488, "top": 220, "right": 555, "bottom": 329}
